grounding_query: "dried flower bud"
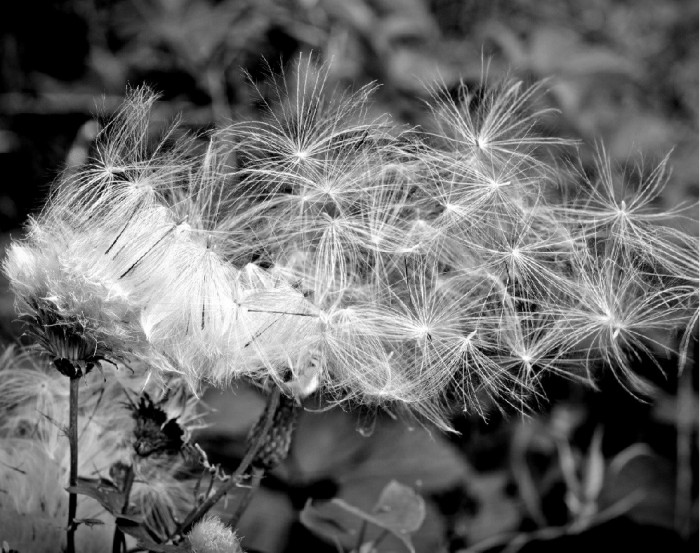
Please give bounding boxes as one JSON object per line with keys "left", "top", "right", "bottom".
{"left": 131, "top": 393, "right": 185, "bottom": 457}
{"left": 187, "top": 515, "right": 242, "bottom": 553}
{"left": 249, "top": 393, "right": 299, "bottom": 470}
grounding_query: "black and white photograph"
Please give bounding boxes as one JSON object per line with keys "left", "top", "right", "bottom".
{"left": 0, "top": 1, "right": 697, "bottom": 552}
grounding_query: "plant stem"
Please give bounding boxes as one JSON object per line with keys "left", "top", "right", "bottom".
{"left": 675, "top": 368, "right": 693, "bottom": 538}
{"left": 226, "top": 466, "right": 264, "bottom": 528}
{"left": 66, "top": 375, "right": 80, "bottom": 553}
{"left": 353, "top": 520, "right": 368, "bottom": 552}
{"left": 169, "top": 386, "right": 281, "bottom": 539}
{"left": 112, "top": 464, "right": 135, "bottom": 553}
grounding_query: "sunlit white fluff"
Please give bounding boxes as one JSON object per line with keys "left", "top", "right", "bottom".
{"left": 5, "top": 64, "right": 697, "bottom": 432}
{"left": 230, "top": 55, "right": 391, "bottom": 189}
{"left": 555, "top": 249, "right": 689, "bottom": 394}
{"left": 188, "top": 515, "right": 242, "bottom": 553}
{"left": 298, "top": 304, "right": 401, "bottom": 402}
{"left": 48, "top": 87, "right": 191, "bottom": 233}
{"left": 3, "top": 220, "right": 146, "bottom": 368}
{"left": 425, "top": 76, "right": 567, "bottom": 170}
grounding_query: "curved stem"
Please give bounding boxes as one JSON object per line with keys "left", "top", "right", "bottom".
{"left": 170, "top": 386, "right": 281, "bottom": 539}
{"left": 226, "top": 466, "right": 264, "bottom": 528}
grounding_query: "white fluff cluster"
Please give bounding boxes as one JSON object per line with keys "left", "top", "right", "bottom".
{"left": 4, "top": 59, "right": 697, "bottom": 429}
{"left": 188, "top": 515, "right": 242, "bottom": 553}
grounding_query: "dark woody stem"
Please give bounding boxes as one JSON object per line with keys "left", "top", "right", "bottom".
{"left": 169, "top": 386, "right": 281, "bottom": 539}
{"left": 66, "top": 375, "right": 80, "bottom": 553}
{"left": 111, "top": 465, "right": 135, "bottom": 553}
{"left": 226, "top": 466, "right": 264, "bottom": 528}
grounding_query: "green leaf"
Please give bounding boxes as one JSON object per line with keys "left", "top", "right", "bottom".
{"left": 331, "top": 480, "right": 425, "bottom": 553}
{"left": 300, "top": 499, "right": 354, "bottom": 543}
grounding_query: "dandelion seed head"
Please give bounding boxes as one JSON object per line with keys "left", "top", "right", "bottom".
{"left": 293, "top": 149, "right": 309, "bottom": 161}
{"left": 488, "top": 178, "right": 509, "bottom": 189}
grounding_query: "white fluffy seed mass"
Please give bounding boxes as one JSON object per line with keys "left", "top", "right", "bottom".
{"left": 188, "top": 516, "right": 242, "bottom": 553}
{"left": 3, "top": 57, "right": 697, "bottom": 430}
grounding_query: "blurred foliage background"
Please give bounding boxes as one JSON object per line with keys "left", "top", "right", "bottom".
{"left": 0, "top": 1, "right": 697, "bottom": 552}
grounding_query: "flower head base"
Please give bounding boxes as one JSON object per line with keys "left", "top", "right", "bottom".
{"left": 25, "top": 298, "right": 106, "bottom": 378}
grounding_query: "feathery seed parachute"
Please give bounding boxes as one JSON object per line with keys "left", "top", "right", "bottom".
{"left": 4, "top": 59, "right": 697, "bottom": 431}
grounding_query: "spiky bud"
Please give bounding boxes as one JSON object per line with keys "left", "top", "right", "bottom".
{"left": 131, "top": 393, "right": 186, "bottom": 457}
{"left": 249, "top": 393, "right": 299, "bottom": 470}
{"left": 187, "top": 515, "right": 242, "bottom": 553}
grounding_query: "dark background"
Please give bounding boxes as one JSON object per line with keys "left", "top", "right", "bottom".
{"left": 0, "top": 1, "right": 697, "bottom": 552}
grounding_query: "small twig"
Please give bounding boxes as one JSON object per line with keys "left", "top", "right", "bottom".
{"left": 191, "top": 467, "right": 207, "bottom": 505}
{"left": 169, "top": 386, "right": 281, "bottom": 539}
{"left": 353, "top": 520, "right": 368, "bottom": 553}
{"left": 204, "top": 471, "right": 217, "bottom": 502}
{"left": 227, "top": 466, "right": 264, "bottom": 528}
{"left": 66, "top": 376, "right": 80, "bottom": 553}
{"left": 112, "top": 464, "right": 135, "bottom": 553}
{"left": 370, "top": 529, "right": 390, "bottom": 550}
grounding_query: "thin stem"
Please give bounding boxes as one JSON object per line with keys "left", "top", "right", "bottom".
{"left": 354, "top": 520, "right": 368, "bottom": 552}
{"left": 205, "top": 67, "right": 229, "bottom": 125}
{"left": 372, "top": 529, "right": 390, "bottom": 550}
{"left": 112, "top": 464, "right": 136, "bottom": 553}
{"left": 66, "top": 376, "right": 80, "bottom": 553}
{"left": 169, "top": 386, "right": 281, "bottom": 539}
{"left": 675, "top": 369, "right": 693, "bottom": 538}
{"left": 226, "top": 466, "right": 264, "bottom": 528}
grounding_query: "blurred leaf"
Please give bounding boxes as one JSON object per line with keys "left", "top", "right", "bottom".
{"left": 73, "top": 518, "right": 104, "bottom": 527}
{"left": 581, "top": 427, "right": 605, "bottom": 504}
{"left": 135, "top": 538, "right": 191, "bottom": 553}
{"left": 320, "top": 0, "right": 375, "bottom": 34}
{"left": 67, "top": 477, "right": 124, "bottom": 514}
{"left": 304, "top": 481, "right": 425, "bottom": 553}
{"left": 300, "top": 499, "right": 355, "bottom": 544}
{"left": 653, "top": 389, "right": 699, "bottom": 429}
{"left": 609, "top": 444, "right": 654, "bottom": 476}
{"left": 332, "top": 480, "right": 425, "bottom": 550}
{"left": 386, "top": 48, "right": 457, "bottom": 92}
{"left": 599, "top": 453, "right": 677, "bottom": 530}
{"left": 231, "top": 485, "right": 297, "bottom": 553}
{"left": 608, "top": 114, "right": 677, "bottom": 160}
{"left": 460, "top": 472, "right": 520, "bottom": 545}
{"left": 371, "top": 480, "right": 426, "bottom": 534}
{"left": 115, "top": 517, "right": 153, "bottom": 541}
{"left": 380, "top": 14, "right": 436, "bottom": 43}
{"left": 529, "top": 28, "right": 640, "bottom": 79}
